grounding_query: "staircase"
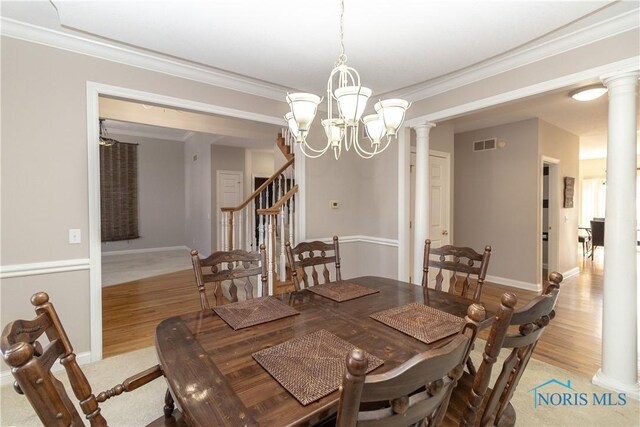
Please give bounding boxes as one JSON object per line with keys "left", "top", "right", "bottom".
{"left": 220, "top": 130, "right": 297, "bottom": 295}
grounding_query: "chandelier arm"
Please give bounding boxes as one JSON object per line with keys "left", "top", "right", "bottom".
{"left": 300, "top": 137, "right": 332, "bottom": 154}
{"left": 298, "top": 141, "right": 332, "bottom": 159}
{"left": 352, "top": 135, "right": 392, "bottom": 159}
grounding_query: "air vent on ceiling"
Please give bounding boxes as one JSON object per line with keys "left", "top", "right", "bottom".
{"left": 473, "top": 138, "right": 497, "bottom": 152}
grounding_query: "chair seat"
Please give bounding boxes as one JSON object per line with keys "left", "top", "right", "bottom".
{"left": 442, "top": 371, "right": 516, "bottom": 427}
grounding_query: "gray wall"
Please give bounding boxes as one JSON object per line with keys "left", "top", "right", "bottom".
{"left": 454, "top": 119, "right": 539, "bottom": 285}
{"left": 453, "top": 118, "right": 581, "bottom": 287}
{"left": 184, "top": 134, "right": 213, "bottom": 256}
{"left": 101, "top": 135, "right": 185, "bottom": 253}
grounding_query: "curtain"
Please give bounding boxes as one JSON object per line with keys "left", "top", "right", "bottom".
{"left": 100, "top": 142, "right": 140, "bottom": 242}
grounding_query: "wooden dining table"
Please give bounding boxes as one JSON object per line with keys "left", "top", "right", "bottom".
{"left": 155, "top": 276, "right": 493, "bottom": 427}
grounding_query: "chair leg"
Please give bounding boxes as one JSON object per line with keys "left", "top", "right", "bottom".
{"left": 164, "top": 388, "right": 175, "bottom": 418}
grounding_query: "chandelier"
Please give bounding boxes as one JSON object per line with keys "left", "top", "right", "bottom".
{"left": 98, "top": 119, "right": 121, "bottom": 147}
{"left": 284, "top": 0, "right": 410, "bottom": 160}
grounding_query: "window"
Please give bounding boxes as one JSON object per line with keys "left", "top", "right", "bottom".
{"left": 100, "top": 142, "right": 140, "bottom": 242}
{"left": 580, "top": 178, "right": 606, "bottom": 226}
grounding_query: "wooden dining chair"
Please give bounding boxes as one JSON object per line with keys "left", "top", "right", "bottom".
{"left": 589, "top": 219, "right": 605, "bottom": 260}
{"left": 422, "top": 239, "right": 492, "bottom": 303}
{"left": 334, "top": 304, "right": 486, "bottom": 427}
{"left": 444, "top": 272, "right": 563, "bottom": 427}
{"left": 285, "top": 236, "right": 342, "bottom": 291}
{"left": 1, "top": 292, "right": 184, "bottom": 427}
{"left": 191, "top": 244, "right": 268, "bottom": 309}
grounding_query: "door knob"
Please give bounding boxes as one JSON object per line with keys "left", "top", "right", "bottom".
{"left": 442, "top": 230, "right": 448, "bottom": 236}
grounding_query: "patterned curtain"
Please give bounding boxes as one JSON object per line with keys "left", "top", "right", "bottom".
{"left": 100, "top": 142, "right": 140, "bottom": 242}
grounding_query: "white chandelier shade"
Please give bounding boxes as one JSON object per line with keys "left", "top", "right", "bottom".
{"left": 284, "top": 0, "right": 410, "bottom": 160}
{"left": 375, "top": 99, "right": 410, "bottom": 137}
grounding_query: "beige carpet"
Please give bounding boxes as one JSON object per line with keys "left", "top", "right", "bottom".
{"left": 1, "top": 344, "right": 638, "bottom": 426}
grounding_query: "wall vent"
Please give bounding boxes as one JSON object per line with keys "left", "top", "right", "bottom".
{"left": 473, "top": 138, "right": 497, "bottom": 152}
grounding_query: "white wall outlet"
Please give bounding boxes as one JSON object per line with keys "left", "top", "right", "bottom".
{"left": 68, "top": 229, "right": 81, "bottom": 244}
{"left": 330, "top": 200, "right": 339, "bottom": 209}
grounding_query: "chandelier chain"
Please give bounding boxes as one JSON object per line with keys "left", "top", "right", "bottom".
{"left": 336, "top": 0, "right": 347, "bottom": 66}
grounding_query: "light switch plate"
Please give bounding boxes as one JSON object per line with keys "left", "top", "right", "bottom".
{"left": 330, "top": 200, "right": 339, "bottom": 209}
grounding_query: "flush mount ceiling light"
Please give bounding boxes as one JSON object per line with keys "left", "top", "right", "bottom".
{"left": 569, "top": 85, "right": 608, "bottom": 102}
{"left": 285, "top": 0, "right": 410, "bottom": 160}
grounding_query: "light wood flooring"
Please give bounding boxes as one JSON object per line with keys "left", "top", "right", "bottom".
{"left": 102, "top": 251, "right": 627, "bottom": 378}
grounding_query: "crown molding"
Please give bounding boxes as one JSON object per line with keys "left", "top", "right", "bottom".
{"left": 388, "top": 7, "right": 640, "bottom": 102}
{"left": 0, "top": 17, "right": 289, "bottom": 102}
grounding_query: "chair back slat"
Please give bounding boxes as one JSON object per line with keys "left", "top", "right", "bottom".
{"left": 191, "top": 245, "right": 268, "bottom": 309}
{"left": 422, "top": 240, "right": 492, "bottom": 302}
{"left": 285, "top": 236, "right": 342, "bottom": 291}
{"left": 336, "top": 304, "right": 486, "bottom": 427}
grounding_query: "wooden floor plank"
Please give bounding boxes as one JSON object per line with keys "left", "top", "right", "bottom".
{"left": 101, "top": 253, "right": 630, "bottom": 378}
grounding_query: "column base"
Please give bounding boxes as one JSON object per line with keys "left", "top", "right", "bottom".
{"left": 592, "top": 369, "right": 640, "bottom": 400}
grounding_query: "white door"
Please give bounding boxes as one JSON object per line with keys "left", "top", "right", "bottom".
{"left": 428, "top": 154, "right": 451, "bottom": 250}
{"left": 410, "top": 151, "right": 451, "bottom": 284}
{"left": 217, "top": 171, "right": 243, "bottom": 250}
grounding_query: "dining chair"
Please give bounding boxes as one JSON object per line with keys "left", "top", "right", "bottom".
{"left": 422, "top": 239, "right": 492, "bottom": 303}
{"left": 578, "top": 232, "right": 591, "bottom": 258}
{"left": 1, "top": 292, "right": 184, "bottom": 426}
{"left": 444, "top": 272, "right": 563, "bottom": 427}
{"left": 285, "top": 236, "right": 342, "bottom": 291}
{"left": 589, "top": 219, "right": 605, "bottom": 260}
{"left": 190, "top": 244, "right": 267, "bottom": 309}
{"left": 333, "top": 304, "right": 486, "bottom": 427}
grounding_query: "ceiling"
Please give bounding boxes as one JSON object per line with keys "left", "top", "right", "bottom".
{"left": 2, "top": 1, "right": 638, "bottom": 158}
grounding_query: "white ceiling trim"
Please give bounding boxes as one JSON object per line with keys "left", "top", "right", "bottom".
{"left": 389, "top": 8, "right": 640, "bottom": 102}
{"left": 0, "top": 17, "right": 289, "bottom": 102}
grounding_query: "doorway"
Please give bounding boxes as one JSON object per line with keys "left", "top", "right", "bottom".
{"left": 87, "top": 82, "right": 287, "bottom": 361}
{"left": 217, "top": 170, "right": 243, "bottom": 250}
{"left": 541, "top": 157, "right": 560, "bottom": 285}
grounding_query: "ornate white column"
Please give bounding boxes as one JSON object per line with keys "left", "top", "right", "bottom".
{"left": 592, "top": 71, "right": 639, "bottom": 400}
{"left": 412, "top": 122, "right": 436, "bottom": 284}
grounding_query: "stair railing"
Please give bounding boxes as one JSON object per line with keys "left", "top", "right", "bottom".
{"left": 257, "top": 184, "right": 298, "bottom": 295}
{"left": 220, "top": 157, "right": 294, "bottom": 251}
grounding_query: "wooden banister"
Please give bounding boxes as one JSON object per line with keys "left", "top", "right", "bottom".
{"left": 221, "top": 158, "right": 295, "bottom": 213}
{"left": 257, "top": 185, "right": 298, "bottom": 215}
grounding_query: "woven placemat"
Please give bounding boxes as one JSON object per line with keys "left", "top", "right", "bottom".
{"left": 213, "top": 296, "right": 299, "bottom": 330}
{"left": 370, "top": 303, "right": 464, "bottom": 344}
{"left": 252, "top": 329, "right": 384, "bottom": 405}
{"left": 307, "top": 281, "right": 379, "bottom": 302}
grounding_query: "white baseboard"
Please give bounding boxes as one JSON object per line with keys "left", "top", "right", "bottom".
{"left": 485, "top": 274, "right": 541, "bottom": 292}
{"left": 101, "top": 245, "right": 189, "bottom": 256}
{"left": 561, "top": 267, "right": 580, "bottom": 279}
{"left": 0, "top": 259, "right": 90, "bottom": 279}
{"left": 1, "top": 351, "right": 92, "bottom": 386}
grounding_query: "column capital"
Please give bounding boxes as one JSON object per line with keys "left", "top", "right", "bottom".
{"left": 601, "top": 70, "right": 640, "bottom": 88}
{"left": 412, "top": 121, "right": 436, "bottom": 131}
